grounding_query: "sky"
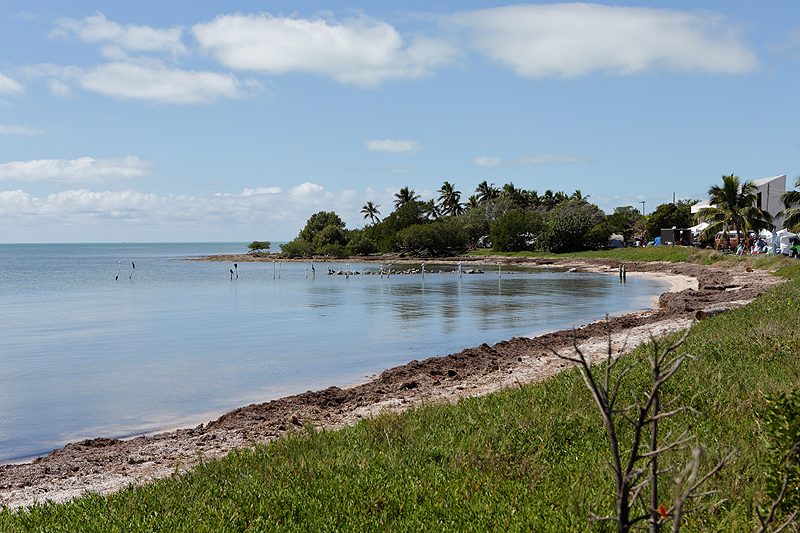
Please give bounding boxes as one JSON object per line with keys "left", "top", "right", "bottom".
{"left": 0, "top": 1, "right": 798, "bottom": 243}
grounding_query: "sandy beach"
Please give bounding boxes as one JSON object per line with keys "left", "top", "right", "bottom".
{"left": 0, "top": 256, "right": 785, "bottom": 510}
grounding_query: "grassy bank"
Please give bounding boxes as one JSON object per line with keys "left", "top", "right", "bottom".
{"left": 2, "top": 253, "right": 799, "bottom": 532}
{"left": 469, "top": 244, "right": 782, "bottom": 266}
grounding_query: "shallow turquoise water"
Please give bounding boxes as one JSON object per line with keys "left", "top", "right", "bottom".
{"left": 0, "top": 243, "right": 668, "bottom": 463}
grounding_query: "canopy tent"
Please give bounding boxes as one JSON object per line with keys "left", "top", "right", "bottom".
{"left": 689, "top": 221, "right": 709, "bottom": 235}
{"left": 776, "top": 229, "right": 799, "bottom": 255}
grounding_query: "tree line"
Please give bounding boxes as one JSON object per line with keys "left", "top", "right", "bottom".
{"left": 275, "top": 173, "right": 800, "bottom": 258}
{"left": 279, "top": 181, "right": 646, "bottom": 257}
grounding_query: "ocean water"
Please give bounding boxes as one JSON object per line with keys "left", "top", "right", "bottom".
{"left": 0, "top": 243, "right": 669, "bottom": 464}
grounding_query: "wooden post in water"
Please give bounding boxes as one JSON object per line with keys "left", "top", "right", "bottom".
{"left": 129, "top": 262, "right": 135, "bottom": 279}
{"left": 421, "top": 263, "right": 425, "bottom": 279}
{"left": 273, "top": 261, "right": 276, "bottom": 279}
{"left": 234, "top": 263, "right": 238, "bottom": 279}
{"left": 115, "top": 261, "right": 121, "bottom": 281}
{"left": 498, "top": 261, "right": 501, "bottom": 279}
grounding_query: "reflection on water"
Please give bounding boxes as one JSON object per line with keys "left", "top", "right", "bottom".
{"left": 0, "top": 244, "right": 669, "bottom": 463}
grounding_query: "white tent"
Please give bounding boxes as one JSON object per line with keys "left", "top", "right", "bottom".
{"left": 776, "top": 229, "right": 799, "bottom": 255}
{"left": 690, "top": 221, "right": 709, "bottom": 235}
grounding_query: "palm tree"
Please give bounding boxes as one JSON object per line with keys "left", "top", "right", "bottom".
{"left": 393, "top": 186, "right": 421, "bottom": 209}
{"left": 501, "top": 182, "right": 526, "bottom": 209}
{"left": 438, "top": 181, "right": 464, "bottom": 216}
{"left": 466, "top": 194, "right": 479, "bottom": 210}
{"left": 423, "top": 199, "right": 441, "bottom": 220}
{"left": 540, "top": 189, "right": 557, "bottom": 210}
{"left": 778, "top": 176, "right": 800, "bottom": 232}
{"left": 475, "top": 181, "right": 500, "bottom": 204}
{"left": 571, "top": 189, "right": 589, "bottom": 201}
{"left": 361, "top": 201, "right": 381, "bottom": 224}
{"left": 694, "top": 174, "right": 773, "bottom": 246}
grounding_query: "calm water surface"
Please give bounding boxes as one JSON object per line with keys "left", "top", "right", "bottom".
{"left": 0, "top": 243, "right": 669, "bottom": 463}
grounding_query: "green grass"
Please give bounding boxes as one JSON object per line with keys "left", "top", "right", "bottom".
{"left": 3, "top": 256, "right": 800, "bottom": 531}
{"left": 467, "top": 245, "right": 766, "bottom": 265}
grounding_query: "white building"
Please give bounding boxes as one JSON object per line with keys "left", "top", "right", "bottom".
{"left": 691, "top": 174, "right": 786, "bottom": 229}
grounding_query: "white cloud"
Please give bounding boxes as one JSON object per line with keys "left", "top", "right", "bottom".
{"left": 452, "top": 4, "right": 758, "bottom": 78}
{"left": 0, "top": 184, "right": 382, "bottom": 241}
{"left": 51, "top": 13, "right": 187, "bottom": 58}
{"left": 0, "top": 124, "right": 44, "bottom": 136}
{"left": 0, "top": 156, "right": 151, "bottom": 184}
{"left": 472, "top": 156, "right": 501, "bottom": 167}
{"left": 192, "top": 13, "right": 458, "bottom": 87}
{"left": 241, "top": 187, "right": 281, "bottom": 196}
{"left": 366, "top": 139, "right": 422, "bottom": 153}
{"left": 472, "top": 153, "right": 590, "bottom": 167}
{"left": 0, "top": 72, "right": 24, "bottom": 95}
{"left": 27, "top": 59, "right": 248, "bottom": 105}
{"left": 47, "top": 78, "right": 72, "bottom": 98}
{"left": 76, "top": 59, "right": 244, "bottom": 104}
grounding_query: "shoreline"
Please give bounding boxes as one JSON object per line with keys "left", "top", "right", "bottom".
{"left": 0, "top": 257, "right": 784, "bottom": 510}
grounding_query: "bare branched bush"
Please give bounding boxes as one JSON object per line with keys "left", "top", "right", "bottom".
{"left": 554, "top": 324, "right": 732, "bottom": 532}
{"left": 555, "top": 322, "right": 799, "bottom": 532}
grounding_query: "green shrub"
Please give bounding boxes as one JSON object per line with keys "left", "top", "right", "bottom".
{"left": 397, "top": 220, "right": 466, "bottom": 255}
{"left": 312, "top": 224, "right": 346, "bottom": 251}
{"left": 537, "top": 200, "right": 605, "bottom": 253}
{"left": 345, "top": 231, "right": 378, "bottom": 256}
{"left": 279, "top": 238, "right": 314, "bottom": 258}
{"left": 489, "top": 209, "right": 542, "bottom": 252}
{"left": 318, "top": 243, "right": 348, "bottom": 257}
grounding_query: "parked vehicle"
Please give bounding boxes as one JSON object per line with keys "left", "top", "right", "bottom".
{"left": 789, "top": 236, "right": 800, "bottom": 257}
{"left": 714, "top": 231, "right": 756, "bottom": 251}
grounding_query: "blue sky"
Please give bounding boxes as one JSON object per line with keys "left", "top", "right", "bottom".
{"left": 1, "top": 1, "right": 798, "bottom": 243}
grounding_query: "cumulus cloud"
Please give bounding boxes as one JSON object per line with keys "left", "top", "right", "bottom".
{"left": 0, "top": 124, "right": 44, "bottom": 136}
{"left": 472, "top": 153, "right": 590, "bottom": 167}
{"left": 192, "top": 13, "right": 458, "bottom": 87}
{"left": 75, "top": 59, "right": 244, "bottom": 104}
{"left": 0, "top": 72, "right": 24, "bottom": 95}
{"left": 366, "top": 139, "right": 422, "bottom": 153}
{"left": 39, "top": 14, "right": 251, "bottom": 104}
{"left": 0, "top": 156, "right": 151, "bottom": 184}
{"left": 452, "top": 4, "right": 758, "bottom": 78}
{"left": 27, "top": 58, "right": 247, "bottom": 105}
{"left": 51, "top": 13, "right": 187, "bottom": 58}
